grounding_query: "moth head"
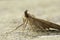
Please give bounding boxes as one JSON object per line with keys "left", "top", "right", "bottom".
{"left": 24, "top": 10, "right": 29, "bottom": 18}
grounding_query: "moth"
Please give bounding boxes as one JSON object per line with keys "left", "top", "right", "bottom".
{"left": 8, "top": 10, "right": 60, "bottom": 33}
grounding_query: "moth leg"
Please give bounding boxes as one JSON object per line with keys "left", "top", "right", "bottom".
{"left": 6, "top": 18, "right": 27, "bottom": 34}
{"left": 29, "top": 24, "right": 37, "bottom": 32}
{"left": 11, "top": 18, "right": 27, "bottom": 32}
{"left": 14, "top": 18, "right": 27, "bottom": 31}
{"left": 40, "top": 26, "right": 48, "bottom": 32}
{"left": 36, "top": 23, "right": 46, "bottom": 32}
{"left": 22, "top": 20, "right": 28, "bottom": 31}
{"left": 42, "top": 27, "right": 50, "bottom": 35}
{"left": 38, "top": 27, "right": 50, "bottom": 35}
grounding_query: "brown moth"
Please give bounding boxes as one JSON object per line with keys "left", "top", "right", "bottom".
{"left": 8, "top": 10, "right": 60, "bottom": 33}
{"left": 23, "top": 10, "right": 60, "bottom": 32}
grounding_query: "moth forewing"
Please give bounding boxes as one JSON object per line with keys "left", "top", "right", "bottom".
{"left": 39, "top": 19, "right": 60, "bottom": 30}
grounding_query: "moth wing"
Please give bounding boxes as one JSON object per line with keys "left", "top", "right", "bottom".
{"left": 38, "top": 19, "right": 60, "bottom": 30}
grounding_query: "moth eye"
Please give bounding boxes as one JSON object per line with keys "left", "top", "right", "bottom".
{"left": 24, "top": 10, "right": 28, "bottom": 14}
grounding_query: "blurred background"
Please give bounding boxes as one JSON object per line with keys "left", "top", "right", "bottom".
{"left": 0, "top": 0, "right": 60, "bottom": 40}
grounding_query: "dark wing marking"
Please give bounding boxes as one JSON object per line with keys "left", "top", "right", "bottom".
{"left": 37, "top": 18, "right": 60, "bottom": 30}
